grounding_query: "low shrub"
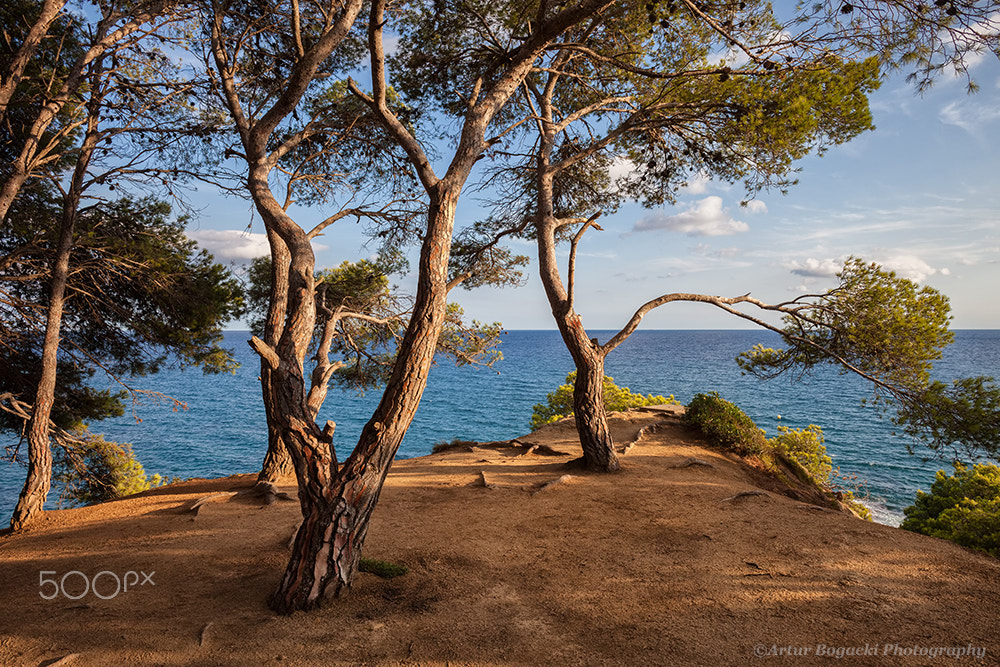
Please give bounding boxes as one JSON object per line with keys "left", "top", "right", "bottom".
{"left": 530, "top": 371, "right": 678, "bottom": 431}
{"left": 683, "top": 392, "right": 766, "bottom": 456}
{"left": 769, "top": 424, "right": 833, "bottom": 484}
{"left": 54, "top": 431, "right": 163, "bottom": 506}
{"left": 431, "top": 438, "right": 477, "bottom": 454}
{"left": 901, "top": 462, "right": 1000, "bottom": 558}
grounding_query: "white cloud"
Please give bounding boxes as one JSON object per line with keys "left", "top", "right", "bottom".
{"left": 633, "top": 197, "right": 749, "bottom": 236}
{"left": 938, "top": 99, "right": 1000, "bottom": 135}
{"left": 877, "top": 254, "right": 948, "bottom": 283}
{"left": 187, "top": 229, "right": 270, "bottom": 262}
{"left": 744, "top": 199, "right": 768, "bottom": 214}
{"left": 786, "top": 257, "right": 842, "bottom": 278}
{"left": 608, "top": 156, "right": 637, "bottom": 182}
{"left": 681, "top": 172, "right": 711, "bottom": 195}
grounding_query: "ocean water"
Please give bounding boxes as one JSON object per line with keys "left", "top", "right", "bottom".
{"left": 2, "top": 329, "right": 998, "bottom": 526}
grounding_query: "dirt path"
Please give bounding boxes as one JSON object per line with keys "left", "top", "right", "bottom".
{"left": 1, "top": 410, "right": 997, "bottom": 665}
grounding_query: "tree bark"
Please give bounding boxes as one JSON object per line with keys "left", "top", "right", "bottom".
{"left": 257, "top": 231, "right": 296, "bottom": 484}
{"left": 566, "top": 335, "right": 619, "bottom": 472}
{"left": 533, "top": 107, "right": 620, "bottom": 472}
{"left": 266, "top": 186, "right": 458, "bottom": 613}
{"left": 8, "top": 114, "right": 94, "bottom": 528}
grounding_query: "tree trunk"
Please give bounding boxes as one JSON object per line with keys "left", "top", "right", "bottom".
{"left": 257, "top": 427, "right": 295, "bottom": 483}
{"left": 266, "top": 186, "right": 458, "bottom": 613}
{"left": 257, "top": 232, "right": 296, "bottom": 485}
{"left": 9, "top": 156, "right": 84, "bottom": 529}
{"left": 569, "top": 344, "right": 619, "bottom": 472}
{"left": 534, "top": 148, "right": 619, "bottom": 472}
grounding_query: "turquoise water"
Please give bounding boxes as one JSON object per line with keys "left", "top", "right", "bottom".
{"left": 3, "top": 329, "right": 998, "bottom": 525}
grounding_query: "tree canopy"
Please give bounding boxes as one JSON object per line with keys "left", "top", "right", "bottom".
{"left": 1, "top": 195, "right": 243, "bottom": 430}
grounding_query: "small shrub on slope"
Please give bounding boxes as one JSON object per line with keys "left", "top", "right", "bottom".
{"left": 54, "top": 432, "right": 163, "bottom": 506}
{"left": 683, "top": 392, "right": 766, "bottom": 456}
{"left": 770, "top": 424, "right": 833, "bottom": 484}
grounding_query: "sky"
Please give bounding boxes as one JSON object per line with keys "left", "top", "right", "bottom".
{"left": 185, "top": 55, "right": 1000, "bottom": 332}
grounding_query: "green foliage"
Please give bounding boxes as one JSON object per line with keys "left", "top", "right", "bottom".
{"left": 358, "top": 557, "right": 409, "bottom": 579}
{"left": 438, "top": 302, "right": 504, "bottom": 369}
{"left": 769, "top": 425, "right": 833, "bottom": 484}
{"left": 683, "top": 392, "right": 766, "bottom": 456}
{"left": 896, "top": 376, "right": 1000, "bottom": 461}
{"left": 901, "top": 463, "right": 1000, "bottom": 558}
{"left": 737, "top": 258, "right": 953, "bottom": 387}
{"left": 737, "top": 258, "right": 1000, "bottom": 460}
{"left": 1, "top": 197, "right": 242, "bottom": 432}
{"left": 531, "top": 372, "right": 678, "bottom": 431}
{"left": 53, "top": 432, "right": 163, "bottom": 506}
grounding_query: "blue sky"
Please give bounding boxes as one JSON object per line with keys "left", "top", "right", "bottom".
{"left": 187, "top": 57, "right": 1000, "bottom": 332}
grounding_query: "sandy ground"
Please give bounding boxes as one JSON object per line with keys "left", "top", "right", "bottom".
{"left": 1, "top": 408, "right": 998, "bottom": 666}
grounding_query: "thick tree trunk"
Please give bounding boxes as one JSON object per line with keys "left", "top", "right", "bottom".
{"left": 568, "top": 343, "right": 619, "bottom": 472}
{"left": 10, "top": 414, "right": 54, "bottom": 530}
{"left": 257, "top": 427, "right": 295, "bottom": 482}
{"left": 266, "top": 187, "right": 458, "bottom": 613}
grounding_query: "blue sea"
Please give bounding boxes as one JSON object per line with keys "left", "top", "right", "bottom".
{"left": 3, "top": 330, "right": 998, "bottom": 526}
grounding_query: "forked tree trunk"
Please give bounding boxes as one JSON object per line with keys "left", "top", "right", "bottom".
{"left": 266, "top": 188, "right": 457, "bottom": 614}
{"left": 536, "top": 162, "right": 619, "bottom": 472}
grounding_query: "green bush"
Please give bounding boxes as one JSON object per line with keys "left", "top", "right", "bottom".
{"left": 529, "top": 371, "right": 678, "bottom": 431}
{"left": 683, "top": 392, "right": 766, "bottom": 456}
{"left": 901, "top": 462, "right": 1000, "bottom": 558}
{"left": 54, "top": 432, "right": 163, "bottom": 506}
{"left": 769, "top": 424, "right": 832, "bottom": 484}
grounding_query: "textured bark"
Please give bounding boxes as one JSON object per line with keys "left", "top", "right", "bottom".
{"left": 533, "top": 107, "right": 619, "bottom": 472}
{"left": 257, "top": 428, "right": 295, "bottom": 483}
{"left": 568, "top": 342, "right": 619, "bottom": 472}
{"left": 0, "top": 0, "right": 67, "bottom": 121}
{"left": 256, "top": 232, "right": 295, "bottom": 485}
{"left": 9, "top": 115, "right": 95, "bottom": 528}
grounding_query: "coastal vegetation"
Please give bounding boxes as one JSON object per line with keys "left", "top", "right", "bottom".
{"left": 52, "top": 432, "right": 164, "bottom": 507}
{"left": 902, "top": 463, "right": 1000, "bottom": 558}
{"left": 684, "top": 392, "right": 871, "bottom": 519}
{"left": 684, "top": 392, "right": 766, "bottom": 457}
{"left": 530, "top": 372, "right": 677, "bottom": 431}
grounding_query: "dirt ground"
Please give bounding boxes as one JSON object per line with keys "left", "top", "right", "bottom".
{"left": 1, "top": 408, "right": 998, "bottom": 666}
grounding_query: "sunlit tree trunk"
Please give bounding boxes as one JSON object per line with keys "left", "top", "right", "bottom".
{"left": 266, "top": 187, "right": 458, "bottom": 613}
{"left": 534, "top": 128, "right": 619, "bottom": 472}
